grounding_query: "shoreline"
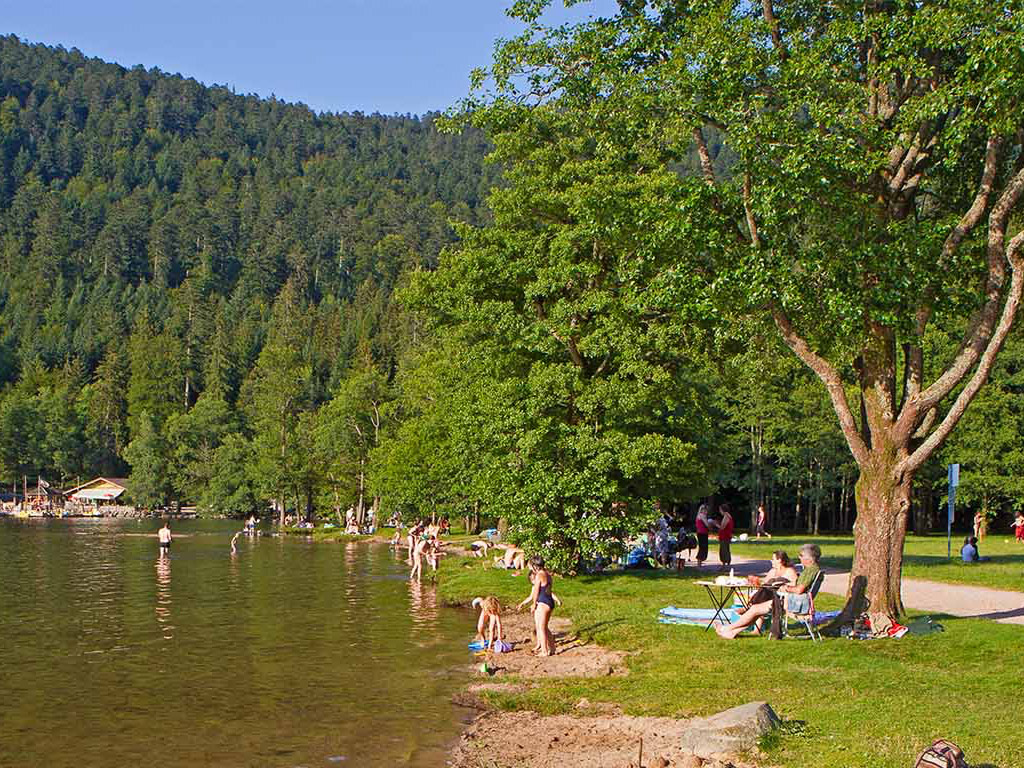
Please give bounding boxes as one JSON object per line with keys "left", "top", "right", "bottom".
{"left": 263, "top": 531, "right": 1017, "bottom": 766}
{"left": 274, "top": 532, "right": 763, "bottom": 766}
{"left": 433, "top": 555, "right": 761, "bottom": 768}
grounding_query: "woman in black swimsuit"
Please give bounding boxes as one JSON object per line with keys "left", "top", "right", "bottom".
{"left": 518, "top": 556, "right": 556, "bottom": 656}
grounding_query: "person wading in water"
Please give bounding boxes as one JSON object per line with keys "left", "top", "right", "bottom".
{"left": 158, "top": 521, "right": 172, "bottom": 554}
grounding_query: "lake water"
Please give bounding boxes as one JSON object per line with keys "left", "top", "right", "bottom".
{"left": 0, "top": 519, "right": 472, "bottom": 767}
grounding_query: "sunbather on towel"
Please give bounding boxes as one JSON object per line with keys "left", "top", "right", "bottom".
{"left": 494, "top": 545, "right": 525, "bottom": 570}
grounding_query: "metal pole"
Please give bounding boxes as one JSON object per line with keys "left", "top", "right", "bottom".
{"left": 947, "top": 463, "right": 959, "bottom": 559}
{"left": 947, "top": 492, "right": 952, "bottom": 559}
{"left": 947, "top": 485, "right": 956, "bottom": 559}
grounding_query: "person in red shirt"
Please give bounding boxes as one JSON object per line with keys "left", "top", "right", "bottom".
{"left": 694, "top": 503, "right": 711, "bottom": 567}
{"left": 717, "top": 503, "right": 735, "bottom": 569}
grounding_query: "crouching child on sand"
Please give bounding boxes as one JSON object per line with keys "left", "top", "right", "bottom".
{"left": 472, "top": 596, "right": 504, "bottom": 650}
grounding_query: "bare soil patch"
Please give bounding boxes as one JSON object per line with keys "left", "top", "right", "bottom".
{"left": 477, "top": 611, "right": 628, "bottom": 678}
{"left": 450, "top": 710, "right": 757, "bottom": 768}
{"left": 451, "top": 612, "right": 759, "bottom": 768}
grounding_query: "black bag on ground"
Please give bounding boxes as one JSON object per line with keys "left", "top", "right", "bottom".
{"left": 914, "top": 739, "right": 968, "bottom": 768}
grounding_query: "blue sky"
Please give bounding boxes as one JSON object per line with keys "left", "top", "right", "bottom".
{"left": 2, "top": 0, "right": 618, "bottom": 115}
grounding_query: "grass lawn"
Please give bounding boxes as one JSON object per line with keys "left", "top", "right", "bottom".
{"left": 437, "top": 555, "right": 1021, "bottom": 768}
{"left": 730, "top": 533, "right": 1024, "bottom": 592}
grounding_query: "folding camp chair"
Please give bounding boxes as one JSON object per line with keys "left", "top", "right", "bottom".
{"left": 781, "top": 569, "right": 826, "bottom": 642}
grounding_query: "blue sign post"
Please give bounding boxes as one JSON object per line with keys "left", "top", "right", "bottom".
{"left": 947, "top": 463, "right": 960, "bottom": 558}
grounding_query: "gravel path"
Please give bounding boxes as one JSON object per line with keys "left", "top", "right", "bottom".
{"left": 698, "top": 553, "right": 1024, "bottom": 626}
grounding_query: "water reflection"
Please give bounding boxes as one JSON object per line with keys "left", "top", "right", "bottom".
{"left": 155, "top": 551, "right": 173, "bottom": 640}
{"left": 343, "top": 540, "right": 359, "bottom": 604}
{"left": 407, "top": 578, "right": 438, "bottom": 629}
{"left": 0, "top": 520, "right": 470, "bottom": 768}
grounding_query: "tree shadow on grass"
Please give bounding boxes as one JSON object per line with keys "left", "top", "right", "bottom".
{"left": 904, "top": 553, "right": 1023, "bottom": 569}
{"left": 571, "top": 618, "right": 626, "bottom": 638}
{"left": 925, "top": 603, "right": 1024, "bottom": 622}
{"left": 574, "top": 568, "right": 685, "bottom": 585}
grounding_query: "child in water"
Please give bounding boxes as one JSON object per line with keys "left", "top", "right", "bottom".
{"left": 472, "top": 596, "right": 504, "bottom": 650}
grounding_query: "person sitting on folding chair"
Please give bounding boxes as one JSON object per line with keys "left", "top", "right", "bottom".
{"left": 717, "top": 543, "right": 824, "bottom": 640}
{"left": 778, "top": 543, "right": 823, "bottom": 638}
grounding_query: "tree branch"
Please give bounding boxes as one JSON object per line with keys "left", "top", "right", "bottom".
{"left": 693, "top": 127, "right": 716, "bottom": 185}
{"left": 901, "top": 242, "right": 1024, "bottom": 476}
{"left": 743, "top": 172, "right": 761, "bottom": 248}
{"left": 896, "top": 138, "right": 1008, "bottom": 432}
{"left": 772, "top": 304, "right": 869, "bottom": 464}
{"left": 761, "top": 0, "right": 787, "bottom": 61}
{"left": 941, "top": 136, "right": 1003, "bottom": 262}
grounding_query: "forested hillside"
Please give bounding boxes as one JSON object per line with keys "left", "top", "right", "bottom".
{"left": 0, "top": 34, "right": 1019, "bottom": 546}
{"left": 0, "top": 35, "right": 493, "bottom": 511}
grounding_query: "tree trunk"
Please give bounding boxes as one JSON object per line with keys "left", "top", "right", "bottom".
{"left": 795, "top": 478, "right": 802, "bottom": 534}
{"left": 806, "top": 466, "right": 815, "bottom": 533}
{"left": 839, "top": 473, "right": 848, "bottom": 532}
{"left": 845, "top": 461, "right": 912, "bottom": 619}
{"left": 332, "top": 483, "right": 341, "bottom": 524}
{"left": 813, "top": 463, "right": 823, "bottom": 535}
{"left": 749, "top": 423, "right": 762, "bottom": 534}
{"left": 356, "top": 460, "right": 365, "bottom": 525}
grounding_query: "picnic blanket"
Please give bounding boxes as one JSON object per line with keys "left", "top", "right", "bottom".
{"left": 658, "top": 606, "right": 843, "bottom": 627}
{"left": 659, "top": 606, "right": 742, "bottom": 626}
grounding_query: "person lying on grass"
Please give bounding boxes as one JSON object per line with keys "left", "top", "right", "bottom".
{"left": 472, "top": 596, "right": 504, "bottom": 649}
{"left": 494, "top": 545, "right": 526, "bottom": 570}
{"left": 717, "top": 544, "right": 821, "bottom": 640}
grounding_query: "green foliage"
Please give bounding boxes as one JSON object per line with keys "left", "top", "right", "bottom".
{"left": 164, "top": 391, "right": 237, "bottom": 503}
{"left": 2, "top": 22, "right": 1023, "bottom": 541}
{"left": 437, "top": 0, "right": 1024, "bottom": 600}
{"left": 0, "top": 35, "right": 493, "bottom": 510}
{"left": 398, "top": 91, "right": 731, "bottom": 565}
{"left": 123, "top": 411, "right": 170, "bottom": 508}
{"left": 941, "top": 334, "right": 1024, "bottom": 517}
{"left": 200, "top": 433, "right": 257, "bottom": 516}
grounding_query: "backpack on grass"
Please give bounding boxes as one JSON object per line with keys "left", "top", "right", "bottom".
{"left": 914, "top": 739, "right": 968, "bottom": 768}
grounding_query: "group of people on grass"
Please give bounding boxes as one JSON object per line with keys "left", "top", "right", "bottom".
{"left": 632, "top": 501, "right": 774, "bottom": 572}
{"left": 694, "top": 502, "right": 735, "bottom": 569}
{"left": 716, "top": 543, "right": 822, "bottom": 640}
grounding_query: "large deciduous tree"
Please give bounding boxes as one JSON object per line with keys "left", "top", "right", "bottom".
{"left": 459, "top": 0, "right": 1024, "bottom": 616}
